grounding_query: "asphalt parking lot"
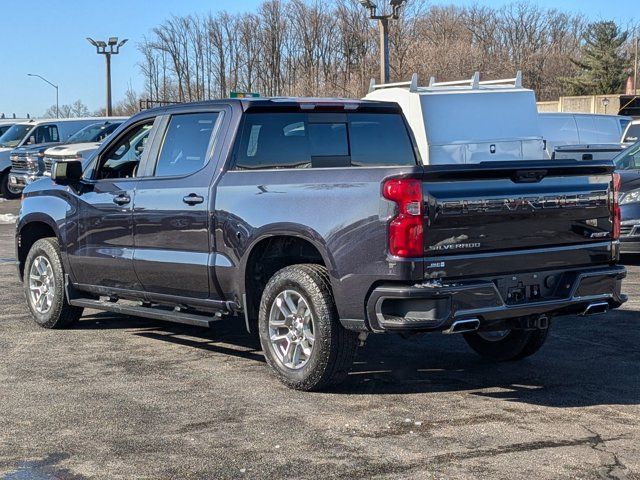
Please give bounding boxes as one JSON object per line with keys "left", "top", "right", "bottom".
{"left": 0, "top": 198, "right": 639, "bottom": 479}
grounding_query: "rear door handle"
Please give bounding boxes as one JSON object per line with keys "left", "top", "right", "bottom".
{"left": 113, "top": 194, "right": 131, "bottom": 205}
{"left": 183, "top": 193, "right": 204, "bottom": 205}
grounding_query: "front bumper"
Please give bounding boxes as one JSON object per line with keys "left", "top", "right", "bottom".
{"left": 620, "top": 222, "right": 640, "bottom": 253}
{"left": 366, "top": 265, "right": 627, "bottom": 332}
{"left": 8, "top": 171, "right": 39, "bottom": 191}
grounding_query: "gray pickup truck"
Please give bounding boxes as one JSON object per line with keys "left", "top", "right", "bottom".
{"left": 15, "top": 98, "right": 626, "bottom": 390}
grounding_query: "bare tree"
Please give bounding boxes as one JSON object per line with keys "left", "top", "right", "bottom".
{"left": 135, "top": 0, "right": 598, "bottom": 103}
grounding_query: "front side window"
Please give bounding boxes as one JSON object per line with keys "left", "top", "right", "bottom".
{"left": 94, "top": 121, "right": 154, "bottom": 180}
{"left": 234, "top": 112, "right": 416, "bottom": 169}
{"left": 154, "top": 112, "right": 219, "bottom": 177}
{"left": 26, "top": 125, "right": 59, "bottom": 145}
{"left": 68, "top": 122, "right": 122, "bottom": 144}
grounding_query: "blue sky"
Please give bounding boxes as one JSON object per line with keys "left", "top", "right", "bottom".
{"left": 0, "top": 0, "right": 635, "bottom": 118}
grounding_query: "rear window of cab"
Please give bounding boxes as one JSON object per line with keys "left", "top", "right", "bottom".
{"left": 233, "top": 112, "right": 417, "bottom": 169}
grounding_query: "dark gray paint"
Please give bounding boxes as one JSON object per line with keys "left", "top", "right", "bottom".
{"left": 15, "top": 98, "right": 626, "bottom": 332}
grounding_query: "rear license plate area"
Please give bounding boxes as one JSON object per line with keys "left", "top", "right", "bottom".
{"left": 493, "top": 273, "right": 557, "bottom": 305}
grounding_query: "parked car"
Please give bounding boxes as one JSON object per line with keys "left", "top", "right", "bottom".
{"left": 0, "top": 118, "right": 123, "bottom": 198}
{"left": 539, "top": 113, "right": 631, "bottom": 160}
{"left": 364, "top": 72, "right": 546, "bottom": 164}
{"left": 9, "top": 119, "right": 126, "bottom": 189}
{"left": 622, "top": 119, "right": 640, "bottom": 145}
{"left": 613, "top": 141, "right": 640, "bottom": 253}
{"left": 15, "top": 98, "right": 626, "bottom": 391}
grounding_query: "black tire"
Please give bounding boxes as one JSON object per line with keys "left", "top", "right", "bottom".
{"left": 0, "top": 170, "right": 21, "bottom": 199}
{"left": 23, "top": 237, "right": 83, "bottom": 329}
{"left": 258, "top": 264, "right": 358, "bottom": 391}
{"left": 463, "top": 323, "right": 550, "bottom": 361}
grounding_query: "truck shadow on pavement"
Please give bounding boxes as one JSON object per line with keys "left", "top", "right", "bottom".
{"left": 73, "top": 309, "right": 640, "bottom": 407}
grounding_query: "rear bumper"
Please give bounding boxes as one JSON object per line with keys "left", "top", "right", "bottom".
{"left": 366, "top": 265, "right": 627, "bottom": 332}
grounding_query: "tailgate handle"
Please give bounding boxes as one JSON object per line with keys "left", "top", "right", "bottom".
{"left": 512, "top": 169, "right": 547, "bottom": 183}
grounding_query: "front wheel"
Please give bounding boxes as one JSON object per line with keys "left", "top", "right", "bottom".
{"left": 463, "top": 323, "right": 551, "bottom": 361}
{"left": 258, "top": 264, "right": 358, "bottom": 391}
{"left": 24, "top": 237, "right": 83, "bottom": 328}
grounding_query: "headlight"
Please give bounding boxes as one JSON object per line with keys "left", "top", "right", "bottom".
{"left": 620, "top": 189, "right": 640, "bottom": 205}
{"left": 26, "top": 156, "right": 41, "bottom": 173}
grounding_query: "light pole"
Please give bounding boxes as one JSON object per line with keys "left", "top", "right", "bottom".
{"left": 27, "top": 73, "right": 59, "bottom": 118}
{"left": 86, "top": 37, "right": 128, "bottom": 116}
{"left": 634, "top": 36, "right": 639, "bottom": 95}
{"left": 602, "top": 97, "right": 610, "bottom": 114}
{"left": 359, "top": 0, "right": 407, "bottom": 84}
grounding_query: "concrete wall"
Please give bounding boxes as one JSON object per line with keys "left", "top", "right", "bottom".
{"left": 538, "top": 94, "right": 623, "bottom": 114}
{"left": 537, "top": 101, "right": 559, "bottom": 112}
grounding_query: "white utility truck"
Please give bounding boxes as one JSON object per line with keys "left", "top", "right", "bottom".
{"left": 364, "top": 72, "right": 545, "bottom": 165}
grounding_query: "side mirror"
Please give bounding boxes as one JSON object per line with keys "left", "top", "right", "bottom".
{"left": 51, "top": 160, "right": 83, "bottom": 184}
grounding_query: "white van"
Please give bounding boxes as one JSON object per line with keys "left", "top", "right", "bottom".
{"left": 539, "top": 113, "right": 631, "bottom": 159}
{"left": 0, "top": 118, "right": 120, "bottom": 197}
{"left": 364, "top": 72, "right": 545, "bottom": 165}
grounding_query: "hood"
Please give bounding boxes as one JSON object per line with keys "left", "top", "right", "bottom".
{"left": 12, "top": 142, "right": 61, "bottom": 155}
{"left": 44, "top": 142, "right": 101, "bottom": 158}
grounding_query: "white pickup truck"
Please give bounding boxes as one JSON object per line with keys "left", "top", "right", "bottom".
{"left": 364, "top": 72, "right": 545, "bottom": 165}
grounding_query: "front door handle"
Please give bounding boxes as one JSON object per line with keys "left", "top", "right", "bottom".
{"left": 183, "top": 193, "right": 204, "bottom": 205}
{"left": 113, "top": 194, "right": 131, "bottom": 206}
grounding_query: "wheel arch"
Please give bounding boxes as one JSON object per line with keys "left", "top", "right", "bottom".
{"left": 17, "top": 216, "right": 60, "bottom": 281}
{"left": 241, "top": 229, "right": 335, "bottom": 333}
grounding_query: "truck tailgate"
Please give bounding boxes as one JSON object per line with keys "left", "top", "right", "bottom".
{"left": 422, "top": 160, "right": 615, "bottom": 277}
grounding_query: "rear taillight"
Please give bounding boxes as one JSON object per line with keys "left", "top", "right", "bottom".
{"left": 612, "top": 172, "right": 621, "bottom": 240}
{"left": 383, "top": 178, "right": 424, "bottom": 257}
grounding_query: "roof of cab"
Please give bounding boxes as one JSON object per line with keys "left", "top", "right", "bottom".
{"left": 144, "top": 97, "right": 402, "bottom": 115}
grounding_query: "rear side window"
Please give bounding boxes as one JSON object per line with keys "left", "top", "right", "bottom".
{"left": 624, "top": 124, "right": 640, "bottom": 143}
{"left": 349, "top": 114, "right": 416, "bottom": 167}
{"left": 234, "top": 112, "right": 416, "bottom": 169}
{"left": 155, "top": 112, "right": 219, "bottom": 177}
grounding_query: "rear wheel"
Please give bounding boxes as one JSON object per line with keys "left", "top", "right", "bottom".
{"left": 0, "top": 171, "right": 21, "bottom": 199}
{"left": 24, "top": 238, "right": 83, "bottom": 328}
{"left": 463, "top": 323, "right": 550, "bottom": 361}
{"left": 258, "top": 264, "right": 358, "bottom": 391}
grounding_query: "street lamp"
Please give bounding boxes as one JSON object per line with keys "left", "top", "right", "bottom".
{"left": 359, "top": 0, "right": 407, "bottom": 84}
{"left": 86, "top": 36, "right": 128, "bottom": 116}
{"left": 602, "top": 97, "right": 610, "bottom": 114}
{"left": 27, "top": 73, "right": 59, "bottom": 118}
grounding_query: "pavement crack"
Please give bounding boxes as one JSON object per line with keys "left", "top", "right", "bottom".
{"left": 583, "top": 426, "right": 631, "bottom": 480}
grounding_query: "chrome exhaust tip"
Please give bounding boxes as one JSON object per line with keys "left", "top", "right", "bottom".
{"left": 582, "top": 302, "right": 609, "bottom": 316}
{"left": 443, "top": 318, "right": 481, "bottom": 335}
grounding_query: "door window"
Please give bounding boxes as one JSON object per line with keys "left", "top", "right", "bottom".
{"left": 26, "top": 125, "right": 59, "bottom": 144}
{"left": 94, "top": 121, "right": 154, "bottom": 180}
{"left": 154, "top": 112, "right": 219, "bottom": 177}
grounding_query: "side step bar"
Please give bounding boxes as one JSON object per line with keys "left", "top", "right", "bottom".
{"left": 69, "top": 298, "right": 223, "bottom": 328}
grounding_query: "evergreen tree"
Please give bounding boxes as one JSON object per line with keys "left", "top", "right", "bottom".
{"left": 562, "top": 21, "right": 630, "bottom": 95}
